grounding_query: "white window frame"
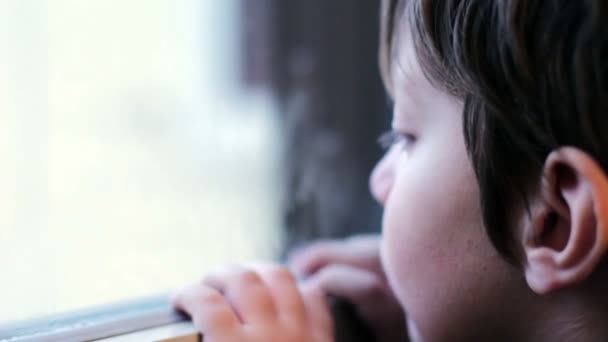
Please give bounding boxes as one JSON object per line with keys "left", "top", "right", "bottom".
{"left": 0, "top": 295, "right": 198, "bottom": 342}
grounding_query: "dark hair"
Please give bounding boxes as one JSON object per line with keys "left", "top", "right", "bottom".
{"left": 380, "top": 0, "right": 608, "bottom": 262}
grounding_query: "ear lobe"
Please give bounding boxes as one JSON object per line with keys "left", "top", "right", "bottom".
{"left": 523, "top": 147, "right": 608, "bottom": 294}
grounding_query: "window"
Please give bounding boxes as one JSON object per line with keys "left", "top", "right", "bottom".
{"left": 0, "top": 0, "right": 281, "bottom": 323}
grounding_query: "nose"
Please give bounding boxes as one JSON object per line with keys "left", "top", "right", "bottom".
{"left": 369, "top": 146, "right": 398, "bottom": 206}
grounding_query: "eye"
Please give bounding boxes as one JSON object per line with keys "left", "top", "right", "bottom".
{"left": 377, "top": 130, "right": 416, "bottom": 151}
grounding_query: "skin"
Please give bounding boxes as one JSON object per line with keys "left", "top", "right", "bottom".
{"left": 369, "top": 26, "right": 531, "bottom": 340}
{"left": 172, "top": 13, "right": 608, "bottom": 342}
{"left": 172, "top": 264, "right": 333, "bottom": 342}
{"left": 172, "top": 27, "right": 531, "bottom": 340}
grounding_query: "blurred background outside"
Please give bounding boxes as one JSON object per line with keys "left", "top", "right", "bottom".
{"left": 0, "top": 0, "right": 282, "bottom": 322}
{"left": 0, "top": 0, "right": 386, "bottom": 324}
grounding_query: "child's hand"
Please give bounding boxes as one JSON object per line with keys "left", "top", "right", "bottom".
{"left": 289, "top": 235, "right": 407, "bottom": 342}
{"left": 171, "top": 265, "right": 334, "bottom": 342}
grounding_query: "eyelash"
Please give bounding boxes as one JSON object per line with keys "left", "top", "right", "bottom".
{"left": 377, "top": 130, "right": 416, "bottom": 150}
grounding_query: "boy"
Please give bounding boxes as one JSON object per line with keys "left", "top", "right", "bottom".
{"left": 172, "top": 0, "right": 608, "bottom": 340}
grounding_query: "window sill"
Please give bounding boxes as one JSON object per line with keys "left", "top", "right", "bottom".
{"left": 94, "top": 322, "right": 198, "bottom": 342}
{"left": 0, "top": 295, "right": 198, "bottom": 342}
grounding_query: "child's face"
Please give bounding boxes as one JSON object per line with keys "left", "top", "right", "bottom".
{"left": 370, "top": 26, "right": 530, "bottom": 340}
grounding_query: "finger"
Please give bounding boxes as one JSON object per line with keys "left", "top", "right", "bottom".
{"left": 203, "top": 266, "right": 277, "bottom": 324}
{"left": 300, "top": 281, "right": 333, "bottom": 335}
{"left": 171, "top": 283, "right": 240, "bottom": 337}
{"left": 251, "top": 264, "right": 307, "bottom": 325}
{"left": 288, "top": 235, "right": 380, "bottom": 278}
{"left": 305, "top": 263, "right": 388, "bottom": 309}
{"left": 289, "top": 240, "right": 354, "bottom": 277}
{"left": 309, "top": 265, "right": 407, "bottom": 342}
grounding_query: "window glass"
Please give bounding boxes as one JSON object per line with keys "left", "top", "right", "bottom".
{"left": 0, "top": 0, "right": 282, "bottom": 322}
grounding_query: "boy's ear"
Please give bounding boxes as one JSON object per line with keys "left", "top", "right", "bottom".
{"left": 523, "top": 147, "right": 608, "bottom": 294}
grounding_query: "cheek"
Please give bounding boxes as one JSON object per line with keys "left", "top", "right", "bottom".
{"left": 379, "top": 140, "right": 514, "bottom": 339}
{"left": 380, "top": 150, "right": 483, "bottom": 303}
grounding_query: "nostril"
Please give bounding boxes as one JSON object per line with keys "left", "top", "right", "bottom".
{"left": 377, "top": 179, "right": 391, "bottom": 205}
{"left": 370, "top": 146, "right": 399, "bottom": 205}
{"left": 370, "top": 166, "right": 391, "bottom": 205}
{"left": 369, "top": 173, "right": 381, "bottom": 204}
